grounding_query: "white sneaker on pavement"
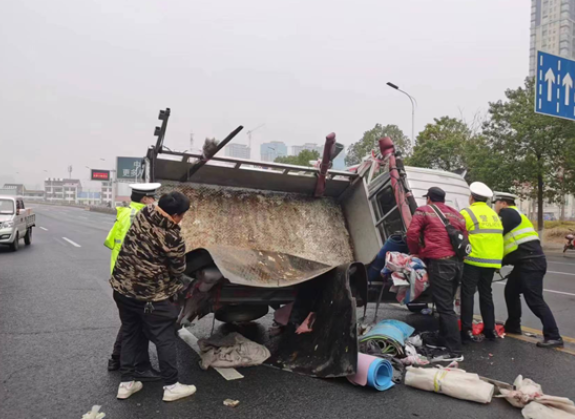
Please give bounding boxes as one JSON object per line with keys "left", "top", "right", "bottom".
{"left": 162, "top": 382, "right": 197, "bottom": 402}
{"left": 117, "top": 381, "right": 143, "bottom": 400}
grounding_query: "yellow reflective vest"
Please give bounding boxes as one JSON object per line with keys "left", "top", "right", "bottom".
{"left": 104, "top": 202, "right": 146, "bottom": 274}
{"left": 460, "top": 202, "right": 504, "bottom": 269}
{"left": 503, "top": 206, "right": 539, "bottom": 257}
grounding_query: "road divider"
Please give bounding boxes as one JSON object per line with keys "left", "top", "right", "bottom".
{"left": 62, "top": 237, "right": 82, "bottom": 248}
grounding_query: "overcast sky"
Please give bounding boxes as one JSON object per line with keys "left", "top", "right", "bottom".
{"left": 0, "top": 0, "right": 529, "bottom": 189}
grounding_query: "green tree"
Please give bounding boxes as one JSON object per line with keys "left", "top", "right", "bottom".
{"left": 406, "top": 117, "right": 470, "bottom": 172}
{"left": 345, "top": 124, "right": 411, "bottom": 166}
{"left": 275, "top": 149, "right": 320, "bottom": 167}
{"left": 483, "top": 78, "right": 575, "bottom": 230}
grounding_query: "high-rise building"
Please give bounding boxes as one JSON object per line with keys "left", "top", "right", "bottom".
{"left": 530, "top": 0, "right": 575, "bottom": 76}
{"left": 291, "top": 143, "right": 323, "bottom": 156}
{"left": 260, "top": 141, "right": 288, "bottom": 162}
{"left": 224, "top": 144, "right": 251, "bottom": 159}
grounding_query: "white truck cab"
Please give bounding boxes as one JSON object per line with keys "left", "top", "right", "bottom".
{"left": 0, "top": 196, "right": 35, "bottom": 251}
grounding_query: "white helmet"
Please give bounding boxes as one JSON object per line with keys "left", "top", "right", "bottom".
{"left": 469, "top": 182, "right": 493, "bottom": 199}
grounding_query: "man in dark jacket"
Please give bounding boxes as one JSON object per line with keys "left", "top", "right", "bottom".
{"left": 406, "top": 187, "right": 468, "bottom": 360}
{"left": 111, "top": 191, "right": 197, "bottom": 402}
{"left": 494, "top": 192, "right": 563, "bottom": 348}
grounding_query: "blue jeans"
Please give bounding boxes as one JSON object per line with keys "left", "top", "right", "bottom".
{"left": 367, "top": 234, "right": 409, "bottom": 282}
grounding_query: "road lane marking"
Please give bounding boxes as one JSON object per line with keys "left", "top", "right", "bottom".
{"left": 548, "top": 270, "right": 575, "bottom": 276}
{"left": 494, "top": 282, "right": 575, "bottom": 296}
{"left": 39, "top": 227, "right": 48, "bottom": 231}
{"left": 178, "top": 327, "right": 244, "bottom": 381}
{"left": 543, "top": 289, "right": 575, "bottom": 297}
{"left": 62, "top": 237, "right": 81, "bottom": 247}
{"left": 472, "top": 315, "right": 575, "bottom": 354}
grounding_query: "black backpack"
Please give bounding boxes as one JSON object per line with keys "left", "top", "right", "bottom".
{"left": 430, "top": 204, "right": 471, "bottom": 261}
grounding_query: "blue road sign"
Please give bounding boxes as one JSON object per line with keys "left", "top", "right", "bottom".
{"left": 536, "top": 51, "right": 575, "bottom": 121}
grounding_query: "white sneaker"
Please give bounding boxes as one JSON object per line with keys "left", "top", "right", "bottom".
{"left": 117, "top": 381, "right": 143, "bottom": 399}
{"left": 162, "top": 382, "right": 197, "bottom": 402}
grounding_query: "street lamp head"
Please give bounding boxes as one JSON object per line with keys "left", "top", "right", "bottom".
{"left": 387, "top": 82, "right": 399, "bottom": 90}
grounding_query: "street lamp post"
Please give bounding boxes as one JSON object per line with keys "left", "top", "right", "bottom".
{"left": 386, "top": 82, "right": 416, "bottom": 145}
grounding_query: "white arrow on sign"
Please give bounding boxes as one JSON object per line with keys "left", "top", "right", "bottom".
{"left": 545, "top": 68, "right": 556, "bottom": 102}
{"left": 563, "top": 73, "right": 573, "bottom": 106}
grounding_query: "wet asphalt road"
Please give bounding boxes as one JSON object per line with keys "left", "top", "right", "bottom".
{"left": 1, "top": 204, "right": 575, "bottom": 419}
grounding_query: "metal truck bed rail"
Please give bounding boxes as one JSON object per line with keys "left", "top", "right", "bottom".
{"left": 153, "top": 149, "right": 357, "bottom": 198}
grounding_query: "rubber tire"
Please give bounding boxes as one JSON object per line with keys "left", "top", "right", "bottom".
{"left": 24, "top": 228, "right": 32, "bottom": 246}
{"left": 407, "top": 303, "right": 428, "bottom": 313}
{"left": 10, "top": 232, "right": 19, "bottom": 252}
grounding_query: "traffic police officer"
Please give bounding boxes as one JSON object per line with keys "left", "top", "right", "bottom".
{"left": 494, "top": 192, "right": 563, "bottom": 348}
{"left": 105, "top": 183, "right": 163, "bottom": 376}
{"left": 460, "top": 182, "right": 504, "bottom": 343}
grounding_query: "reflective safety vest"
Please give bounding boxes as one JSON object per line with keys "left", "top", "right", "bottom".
{"left": 503, "top": 206, "right": 539, "bottom": 257}
{"left": 104, "top": 202, "right": 146, "bottom": 274}
{"left": 460, "top": 202, "right": 504, "bottom": 269}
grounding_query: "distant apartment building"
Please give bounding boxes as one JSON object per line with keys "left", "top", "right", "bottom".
{"left": 530, "top": 0, "right": 575, "bottom": 76}
{"left": 44, "top": 178, "right": 82, "bottom": 203}
{"left": 225, "top": 143, "right": 251, "bottom": 159}
{"left": 291, "top": 143, "right": 323, "bottom": 156}
{"left": 101, "top": 181, "right": 113, "bottom": 204}
{"left": 260, "top": 141, "right": 288, "bottom": 162}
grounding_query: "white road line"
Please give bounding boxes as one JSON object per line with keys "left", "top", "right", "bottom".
{"left": 39, "top": 227, "right": 48, "bottom": 231}
{"left": 178, "top": 327, "right": 244, "bottom": 381}
{"left": 548, "top": 270, "right": 575, "bottom": 276}
{"left": 544, "top": 289, "right": 575, "bottom": 297}
{"left": 494, "top": 282, "right": 575, "bottom": 296}
{"left": 62, "top": 237, "right": 81, "bottom": 248}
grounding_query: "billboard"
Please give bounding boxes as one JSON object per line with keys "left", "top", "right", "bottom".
{"left": 91, "top": 169, "right": 110, "bottom": 181}
{"left": 117, "top": 157, "right": 145, "bottom": 180}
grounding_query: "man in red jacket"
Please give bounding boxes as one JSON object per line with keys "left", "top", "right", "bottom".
{"left": 407, "top": 187, "right": 468, "bottom": 360}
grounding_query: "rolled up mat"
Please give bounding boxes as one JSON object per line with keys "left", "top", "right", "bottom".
{"left": 405, "top": 366, "right": 494, "bottom": 404}
{"left": 347, "top": 353, "right": 395, "bottom": 391}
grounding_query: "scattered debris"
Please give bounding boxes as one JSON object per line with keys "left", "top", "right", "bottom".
{"left": 405, "top": 366, "right": 494, "bottom": 404}
{"left": 198, "top": 332, "right": 270, "bottom": 370}
{"left": 295, "top": 312, "right": 316, "bottom": 334}
{"left": 347, "top": 353, "right": 395, "bottom": 391}
{"left": 81, "top": 405, "right": 106, "bottom": 419}
{"left": 223, "top": 399, "right": 240, "bottom": 408}
{"left": 359, "top": 319, "right": 415, "bottom": 358}
{"left": 497, "top": 375, "right": 575, "bottom": 418}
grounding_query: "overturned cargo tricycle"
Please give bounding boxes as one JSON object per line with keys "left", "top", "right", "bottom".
{"left": 142, "top": 108, "right": 470, "bottom": 377}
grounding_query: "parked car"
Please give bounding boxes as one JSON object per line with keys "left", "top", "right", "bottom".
{"left": 0, "top": 196, "right": 35, "bottom": 251}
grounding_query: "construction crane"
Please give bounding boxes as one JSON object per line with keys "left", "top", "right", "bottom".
{"left": 246, "top": 123, "right": 265, "bottom": 153}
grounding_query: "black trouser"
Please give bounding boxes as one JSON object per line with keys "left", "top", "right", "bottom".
{"left": 428, "top": 258, "right": 463, "bottom": 354}
{"left": 504, "top": 257, "right": 561, "bottom": 340}
{"left": 111, "top": 325, "right": 151, "bottom": 371}
{"left": 113, "top": 291, "right": 180, "bottom": 385}
{"left": 460, "top": 265, "right": 496, "bottom": 334}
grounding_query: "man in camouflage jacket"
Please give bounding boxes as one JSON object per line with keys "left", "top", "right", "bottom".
{"left": 111, "top": 191, "right": 197, "bottom": 402}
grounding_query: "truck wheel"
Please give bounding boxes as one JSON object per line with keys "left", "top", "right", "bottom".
{"left": 24, "top": 228, "right": 32, "bottom": 246}
{"left": 10, "top": 233, "right": 19, "bottom": 252}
